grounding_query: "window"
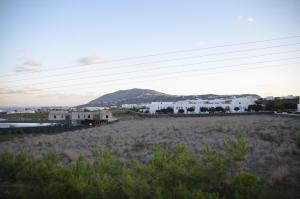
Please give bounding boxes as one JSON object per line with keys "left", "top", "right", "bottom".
{"left": 106, "top": 115, "right": 108, "bottom": 119}
{"left": 78, "top": 115, "right": 80, "bottom": 119}
{"left": 54, "top": 115, "right": 56, "bottom": 119}
{"left": 88, "top": 115, "right": 90, "bottom": 119}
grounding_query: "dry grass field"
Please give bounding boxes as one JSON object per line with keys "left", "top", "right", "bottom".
{"left": 0, "top": 115, "right": 300, "bottom": 196}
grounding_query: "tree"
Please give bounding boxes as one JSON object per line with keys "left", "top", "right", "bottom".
{"left": 156, "top": 107, "right": 174, "bottom": 114}
{"left": 209, "top": 107, "right": 215, "bottom": 113}
{"left": 234, "top": 107, "right": 240, "bottom": 112}
{"left": 248, "top": 104, "right": 263, "bottom": 112}
{"left": 200, "top": 107, "right": 208, "bottom": 112}
{"left": 165, "top": 107, "right": 174, "bottom": 114}
{"left": 187, "top": 107, "right": 195, "bottom": 112}
{"left": 178, "top": 109, "right": 184, "bottom": 114}
{"left": 215, "top": 106, "right": 225, "bottom": 113}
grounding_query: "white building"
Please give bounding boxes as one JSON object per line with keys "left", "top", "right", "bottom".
{"left": 48, "top": 111, "right": 69, "bottom": 120}
{"left": 123, "top": 96, "right": 258, "bottom": 114}
{"left": 41, "top": 106, "right": 69, "bottom": 113}
{"left": 121, "top": 104, "right": 139, "bottom": 109}
{"left": 48, "top": 110, "right": 113, "bottom": 125}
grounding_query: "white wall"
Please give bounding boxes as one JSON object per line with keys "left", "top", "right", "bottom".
{"left": 144, "top": 96, "right": 256, "bottom": 114}
{"left": 48, "top": 111, "right": 69, "bottom": 120}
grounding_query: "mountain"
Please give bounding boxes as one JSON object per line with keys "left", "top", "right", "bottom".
{"left": 83, "top": 88, "right": 260, "bottom": 107}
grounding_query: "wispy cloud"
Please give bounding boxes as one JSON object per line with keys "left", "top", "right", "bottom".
{"left": 22, "top": 59, "right": 41, "bottom": 67}
{"left": 0, "top": 87, "right": 41, "bottom": 95}
{"left": 15, "top": 58, "right": 42, "bottom": 73}
{"left": 77, "top": 56, "right": 104, "bottom": 65}
{"left": 237, "top": 15, "right": 255, "bottom": 23}
{"left": 15, "top": 66, "right": 41, "bottom": 73}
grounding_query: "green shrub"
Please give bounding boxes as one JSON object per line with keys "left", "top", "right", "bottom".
{"left": 296, "top": 133, "right": 300, "bottom": 148}
{"left": 234, "top": 172, "right": 262, "bottom": 199}
{"left": 178, "top": 109, "right": 185, "bottom": 114}
{"left": 0, "top": 134, "right": 263, "bottom": 199}
{"left": 223, "top": 133, "right": 247, "bottom": 161}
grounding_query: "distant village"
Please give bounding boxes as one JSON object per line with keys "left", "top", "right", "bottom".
{"left": 1, "top": 95, "right": 299, "bottom": 118}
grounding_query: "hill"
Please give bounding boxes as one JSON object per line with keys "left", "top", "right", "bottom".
{"left": 83, "top": 88, "right": 260, "bottom": 107}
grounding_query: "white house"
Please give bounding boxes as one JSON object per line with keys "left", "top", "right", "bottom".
{"left": 123, "top": 96, "right": 258, "bottom": 114}
{"left": 48, "top": 110, "right": 113, "bottom": 125}
{"left": 121, "top": 104, "right": 139, "bottom": 109}
{"left": 48, "top": 111, "right": 69, "bottom": 120}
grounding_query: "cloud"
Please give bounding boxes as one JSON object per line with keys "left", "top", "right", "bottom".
{"left": 77, "top": 56, "right": 104, "bottom": 65}
{"left": 247, "top": 17, "right": 254, "bottom": 22}
{"left": 15, "top": 58, "right": 42, "bottom": 73}
{"left": 237, "top": 15, "right": 254, "bottom": 23}
{"left": 0, "top": 87, "right": 41, "bottom": 95}
{"left": 15, "top": 66, "right": 41, "bottom": 73}
{"left": 22, "top": 59, "right": 41, "bottom": 67}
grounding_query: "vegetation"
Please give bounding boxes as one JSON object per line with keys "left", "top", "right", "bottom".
{"left": 208, "top": 107, "right": 215, "bottom": 113}
{"left": 214, "top": 106, "right": 225, "bottom": 113}
{"left": 155, "top": 107, "right": 174, "bottom": 114}
{"left": 200, "top": 107, "right": 209, "bottom": 112}
{"left": 0, "top": 134, "right": 268, "bottom": 199}
{"left": 255, "top": 98, "right": 298, "bottom": 112}
{"left": 234, "top": 107, "right": 240, "bottom": 112}
{"left": 187, "top": 107, "right": 195, "bottom": 112}
{"left": 130, "top": 107, "right": 140, "bottom": 112}
{"left": 295, "top": 133, "right": 300, "bottom": 148}
{"left": 248, "top": 104, "right": 263, "bottom": 112}
{"left": 178, "top": 109, "right": 185, "bottom": 114}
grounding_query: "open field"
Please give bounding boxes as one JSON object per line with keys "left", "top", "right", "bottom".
{"left": 1, "top": 115, "right": 300, "bottom": 197}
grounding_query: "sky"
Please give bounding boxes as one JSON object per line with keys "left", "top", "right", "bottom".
{"left": 0, "top": 0, "right": 300, "bottom": 106}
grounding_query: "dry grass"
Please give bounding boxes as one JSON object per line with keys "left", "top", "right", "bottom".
{"left": 0, "top": 115, "right": 300, "bottom": 185}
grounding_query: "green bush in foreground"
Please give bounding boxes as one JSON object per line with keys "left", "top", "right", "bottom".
{"left": 296, "top": 133, "right": 300, "bottom": 148}
{"left": 0, "top": 134, "right": 264, "bottom": 199}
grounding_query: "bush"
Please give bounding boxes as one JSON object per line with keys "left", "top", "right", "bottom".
{"left": 209, "top": 107, "right": 215, "bottom": 113}
{"left": 295, "top": 133, "right": 300, "bottom": 148}
{"left": 248, "top": 104, "right": 263, "bottom": 112}
{"left": 187, "top": 107, "right": 195, "bottom": 112}
{"left": 215, "top": 107, "right": 225, "bottom": 113}
{"left": 0, "top": 134, "right": 264, "bottom": 199}
{"left": 200, "top": 107, "right": 208, "bottom": 112}
{"left": 178, "top": 109, "right": 185, "bottom": 114}
{"left": 156, "top": 107, "right": 174, "bottom": 114}
{"left": 234, "top": 172, "right": 262, "bottom": 199}
{"left": 234, "top": 107, "right": 240, "bottom": 112}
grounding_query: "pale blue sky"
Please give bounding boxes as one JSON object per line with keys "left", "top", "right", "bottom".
{"left": 0, "top": 0, "right": 300, "bottom": 106}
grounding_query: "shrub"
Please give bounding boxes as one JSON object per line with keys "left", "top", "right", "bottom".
{"left": 178, "top": 109, "right": 185, "bottom": 114}
{"left": 215, "top": 107, "right": 225, "bottom": 113}
{"left": 234, "top": 107, "right": 240, "bottom": 112}
{"left": 209, "top": 107, "right": 215, "bottom": 113}
{"left": 187, "top": 107, "right": 195, "bottom": 112}
{"left": 200, "top": 107, "right": 208, "bottom": 112}
{"left": 295, "top": 133, "right": 300, "bottom": 148}
{"left": 0, "top": 134, "right": 264, "bottom": 199}
{"left": 234, "top": 172, "right": 262, "bottom": 199}
{"left": 156, "top": 107, "right": 174, "bottom": 114}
